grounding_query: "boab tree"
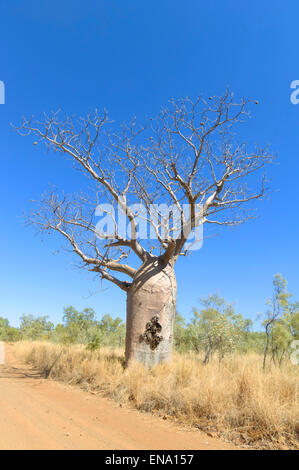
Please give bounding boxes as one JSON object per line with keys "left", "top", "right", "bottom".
{"left": 17, "top": 91, "right": 273, "bottom": 366}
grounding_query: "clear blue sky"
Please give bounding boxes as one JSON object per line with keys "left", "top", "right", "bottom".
{"left": 0, "top": 1, "right": 298, "bottom": 328}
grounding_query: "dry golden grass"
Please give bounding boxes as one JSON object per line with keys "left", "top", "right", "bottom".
{"left": 14, "top": 341, "right": 299, "bottom": 449}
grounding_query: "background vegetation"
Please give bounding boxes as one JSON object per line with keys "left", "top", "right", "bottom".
{"left": 2, "top": 274, "right": 299, "bottom": 449}
{"left": 2, "top": 274, "right": 298, "bottom": 369}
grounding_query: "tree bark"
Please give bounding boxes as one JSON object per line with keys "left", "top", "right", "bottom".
{"left": 125, "top": 258, "right": 177, "bottom": 367}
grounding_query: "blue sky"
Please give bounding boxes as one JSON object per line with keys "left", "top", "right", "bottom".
{"left": 0, "top": 1, "right": 298, "bottom": 328}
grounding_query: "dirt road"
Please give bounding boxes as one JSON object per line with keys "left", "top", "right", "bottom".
{"left": 0, "top": 344, "right": 236, "bottom": 450}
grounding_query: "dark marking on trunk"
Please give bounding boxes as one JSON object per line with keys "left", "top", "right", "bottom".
{"left": 140, "top": 315, "right": 163, "bottom": 350}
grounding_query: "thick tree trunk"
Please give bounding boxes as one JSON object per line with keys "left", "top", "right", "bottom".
{"left": 125, "top": 258, "right": 177, "bottom": 367}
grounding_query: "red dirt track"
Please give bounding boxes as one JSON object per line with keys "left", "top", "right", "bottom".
{"left": 0, "top": 344, "right": 237, "bottom": 450}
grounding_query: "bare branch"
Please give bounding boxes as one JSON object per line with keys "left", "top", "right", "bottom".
{"left": 17, "top": 91, "right": 274, "bottom": 286}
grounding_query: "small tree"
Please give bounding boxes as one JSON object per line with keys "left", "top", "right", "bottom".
{"left": 190, "top": 294, "right": 246, "bottom": 363}
{"left": 173, "top": 313, "right": 189, "bottom": 352}
{"left": 17, "top": 91, "right": 273, "bottom": 366}
{"left": 20, "top": 314, "right": 54, "bottom": 340}
{"left": 271, "top": 299, "right": 299, "bottom": 366}
{"left": 0, "top": 317, "right": 9, "bottom": 339}
{"left": 98, "top": 314, "right": 126, "bottom": 347}
{"left": 0, "top": 317, "right": 21, "bottom": 342}
{"left": 262, "top": 274, "right": 293, "bottom": 369}
{"left": 61, "top": 306, "right": 98, "bottom": 344}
